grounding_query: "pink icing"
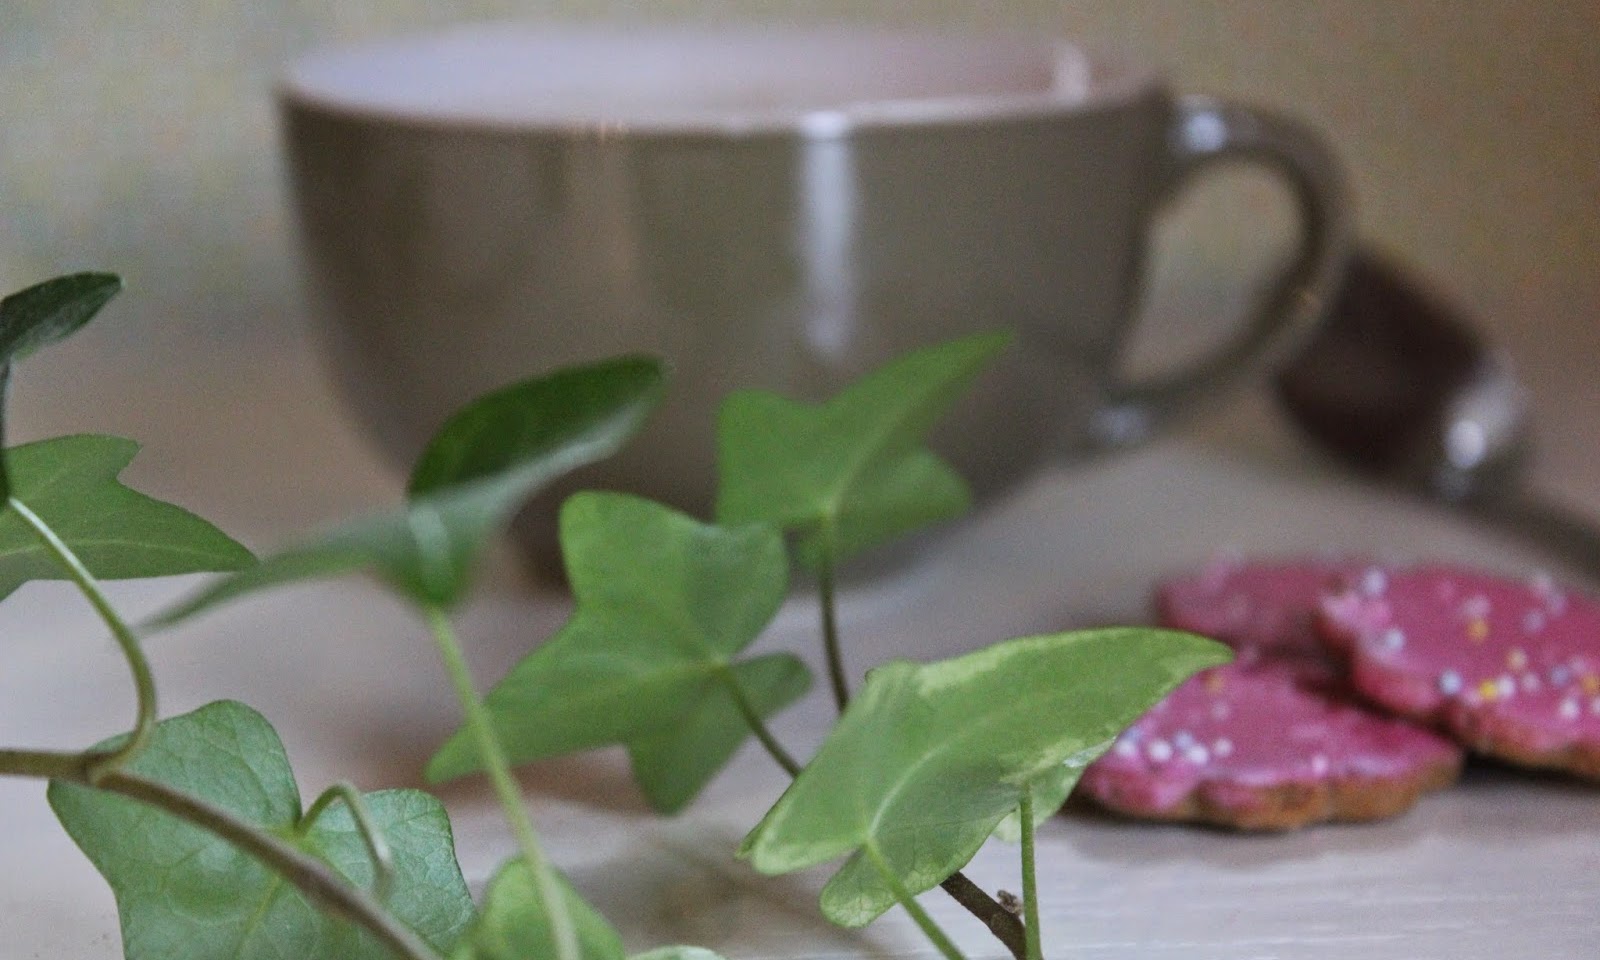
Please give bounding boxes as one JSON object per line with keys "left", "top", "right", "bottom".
{"left": 1157, "top": 556, "right": 1367, "bottom": 660}
{"left": 1081, "top": 660, "right": 1460, "bottom": 814}
{"left": 1317, "top": 566, "right": 1600, "bottom": 750}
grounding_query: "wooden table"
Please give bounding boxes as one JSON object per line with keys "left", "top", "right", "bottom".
{"left": 4, "top": 319, "right": 1597, "bottom": 959}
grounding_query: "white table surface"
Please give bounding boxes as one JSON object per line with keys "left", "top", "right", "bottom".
{"left": 3, "top": 321, "right": 1598, "bottom": 960}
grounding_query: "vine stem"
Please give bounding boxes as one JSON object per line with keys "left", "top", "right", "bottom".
{"left": 717, "top": 667, "right": 802, "bottom": 776}
{"left": 1019, "top": 791, "right": 1043, "bottom": 960}
{"left": 299, "top": 781, "right": 396, "bottom": 903}
{"left": 8, "top": 496, "right": 155, "bottom": 781}
{"left": 815, "top": 515, "right": 850, "bottom": 712}
{"left": 424, "top": 605, "right": 579, "bottom": 960}
{"left": 865, "top": 842, "right": 967, "bottom": 960}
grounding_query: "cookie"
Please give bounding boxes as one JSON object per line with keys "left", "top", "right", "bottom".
{"left": 1156, "top": 556, "right": 1367, "bottom": 679}
{"left": 1080, "top": 660, "right": 1463, "bottom": 830}
{"left": 1319, "top": 565, "right": 1600, "bottom": 779}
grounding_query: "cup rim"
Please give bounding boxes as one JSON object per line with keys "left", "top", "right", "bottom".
{"left": 279, "top": 22, "right": 1161, "bottom": 138}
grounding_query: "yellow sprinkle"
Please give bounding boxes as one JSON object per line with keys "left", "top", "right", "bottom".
{"left": 1507, "top": 648, "right": 1529, "bottom": 671}
{"left": 1204, "top": 671, "right": 1227, "bottom": 695}
{"left": 1477, "top": 679, "right": 1501, "bottom": 701}
{"left": 1582, "top": 675, "right": 1600, "bottom": 695}
{"left": 1467, "top": 619, "right": 1490, "bottom": 643}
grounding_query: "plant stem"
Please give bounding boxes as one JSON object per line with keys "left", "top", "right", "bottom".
{"left": 1018, "top": 791, "right": 1043, "bottom": 960}
{"left": 716, "top": 666, "right": 802, "bottom": 776}
{"left": 0, "top": 747, "right": 92, "bottom": 780}
{"left": 939, "top": 873, "right": 1027, "bottom": 960}
{"left": 424, "top": 605, "right": 579, "bottom": 960}
{"left": 9, "top": 496, "right": 155, "bottom": 781}
{"left": 815, "top": 516, "right": 850, "bottom": 712}
{"left": 299, "top": 781, "right": 396, "bottom": 902}
{"left": 864, "top": 841, "right": 967, "bottom": 960}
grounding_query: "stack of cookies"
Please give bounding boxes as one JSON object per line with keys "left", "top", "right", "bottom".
{"left": 1079, "top": 558, "right": 1600, "bottom": 830}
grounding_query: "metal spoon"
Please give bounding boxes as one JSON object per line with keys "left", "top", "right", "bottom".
{"left": 1275, "top": 250, "right": 1600, "bottom": 578}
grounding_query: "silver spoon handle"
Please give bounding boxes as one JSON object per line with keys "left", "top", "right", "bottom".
{"left": 1465, "top": 490, "right": 1600, "bottom": 585}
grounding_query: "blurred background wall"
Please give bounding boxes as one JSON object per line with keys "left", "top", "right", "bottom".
{"left": 3, "top": 2, "right": 1596, "bottom": 408}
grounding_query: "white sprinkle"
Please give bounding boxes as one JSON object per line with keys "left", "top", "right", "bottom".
{"left": 1496, "top": 675, "right": 1518, "bottom": 700}
{"left": 1439, "top": 670, "right": 1465, "bottom": 695}
{"left": 1531, "top": 571, "right": 1556, "bottom": 595}
{"left": 1212, "top": 738, "right": 1234, "bottom": 758}
{"left": 1361, "top": 568, "right": 1388, "bottom": 597}
{"left": 1113, "top": 739, "right": 1139, "bottom": 759}
{"left": 1183, "top": 744, "right": 1211, "bottom": 765}
{"left": 1461, "top": 594, "right": 1491, "bottom": 620}
{"left": 1559, "top": 698, "right": 1581, "bottom": 721}
{"left": 1520, "top": 673, "right": 1543, "bottom": 694}
{"left": 1310, "top": 754, "right": 1331, "bottom": 776}
{"left": 1147, "top": 739, "right": 1174, "bottom": 763}
{"left": 1210, "top": 701, "right": 1232, "bottom": 722}
{"left": 1172, "top": 730, "right": 1198, "bottom": 750}
{"left": 1550, "top": 665, "right": 1574, "bottom": 687}
{"left": 1523, "top": 610, "right": 1547, "bottom": 633}
{"left": 1548, "top": 592, "right": 1568, "bottom": 615}
{"left": 1380, "top": 627, "right": 1406, "bottom": 652}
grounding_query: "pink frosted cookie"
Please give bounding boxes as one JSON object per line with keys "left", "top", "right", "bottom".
{"left": 1319, "top": 566, "right": 1600, "bottom": 779}
{"left": 1080, "top": 660, "right": 1463, "bottom": 830}
{"left": 1156, "top": 557, "right": 1369, "bottom": 678}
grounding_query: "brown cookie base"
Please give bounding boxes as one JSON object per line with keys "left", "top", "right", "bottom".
{"left": 1439, "top": 701, "right": 1600, "bottom": 782}
{"left": 1340, "top": 656, "right": 1600, "bottom": 782}
{"left": 1087, "top": 753, "right": 1463, "bottom": 831}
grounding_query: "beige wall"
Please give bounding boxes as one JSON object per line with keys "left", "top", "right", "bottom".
{"left": 3, "top": 2, "right": 1595, "bottom": 390}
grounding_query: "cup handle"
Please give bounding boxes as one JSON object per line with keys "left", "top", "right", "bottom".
{"left": 1089, "top": 95, "right": 1351, "bottom": 449}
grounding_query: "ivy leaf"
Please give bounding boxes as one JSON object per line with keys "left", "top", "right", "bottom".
{"left": 0, "top": 435, "right": 252, "bottom": 600}
{"left": 990, "top": 764, "right": 1081, "bottom": 844}
{"left": 715, "top": 333, "right": 1008, "bottom": 565}
{"left": 627, "top": 653, "right": 811, "bottom": 813}
{"left": 157, "top": 357, "right": 664, "bottom": 618}
{"left": 47, "top": 700, "right": 474, "bottom": 960}
{"left": 0, "top": 272, "right": 123, "bottom": 499}
{"left": 738, "top": 629, "right": 1230, "bottom": 928}
{"left": 428, "top": 492, "right": 808, "bottom": 813}
{"left": 0, "top": 272, "right": 121, "bottom": 363}
{"left": 450, "top": 858, "right": 623, "bottom": 960}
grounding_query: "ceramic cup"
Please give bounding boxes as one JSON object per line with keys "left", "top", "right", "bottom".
{"left": 281, "top": 24, "right": 1348, "bottom": 574}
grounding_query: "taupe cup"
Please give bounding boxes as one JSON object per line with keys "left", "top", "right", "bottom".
{"left": 282, "top": 24, "right": 1347, "bottom": 574}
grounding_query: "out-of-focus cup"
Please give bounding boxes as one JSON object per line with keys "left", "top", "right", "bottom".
{"left": 281, "top": 24, "right": 1347, "bottom": 576}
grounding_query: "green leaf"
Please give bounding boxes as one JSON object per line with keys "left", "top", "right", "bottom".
{"left": 0, "top": 273, "right": 123, "bottom": 499}
{"left": 715, "top": 333, "right": 1008, "bottom": 565}
{"left": 449, "top": 858, "right": 624, "bottom": 960}
{"left": 158, "top": 357, "right": 665, "bottom": 617}
{"left": 409, "top": 355, "right": 664, "bottom": 496}
{"left": 739, "top": 628, "right": 1230, "bottom": 928}
{"left": 990, "top": 764, "right": 1081, "bottom": 844}
{"left": 428, "top": 492, "right": 808, "bottom": 813}
{"left": 47, "top": 700, "right": 474, "bottom": 960}
{"left": 628, "top": 654, "right": 811, "bottom": 813}
{"left": 0, "top": 435, "right": 252, "bottom": 600}
{"left": 0, "top": 272, "right": 120, "bottom": 362}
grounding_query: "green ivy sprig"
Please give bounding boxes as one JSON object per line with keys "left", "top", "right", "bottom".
{"left": 0, "top": 273, "right": 1229, "bottom": 960}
